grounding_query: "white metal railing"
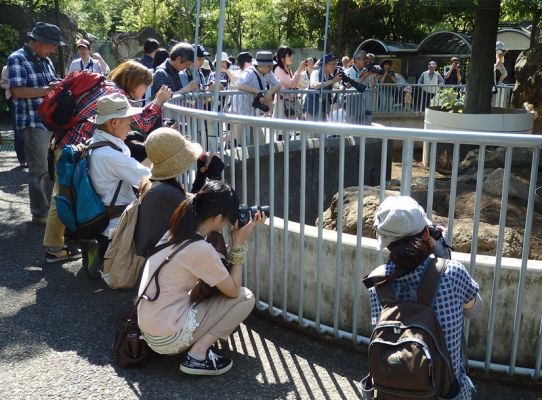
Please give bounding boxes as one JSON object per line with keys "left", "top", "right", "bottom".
{"left": 372, "top": 83, "right": 514, "bottom": 113}
{"left": 167, "top": 84, "right": 514, "bottom": 133}
{"left": 163, "top": 99, "right": 542, "bottom": 380}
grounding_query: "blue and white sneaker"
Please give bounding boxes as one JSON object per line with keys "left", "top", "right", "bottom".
{"left": 180, "top": 348, "right": 233, "bottom": 376}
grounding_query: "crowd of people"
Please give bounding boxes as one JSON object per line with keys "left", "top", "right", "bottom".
{"left": 2, "top": 22, "right": 482, "bottom": 396}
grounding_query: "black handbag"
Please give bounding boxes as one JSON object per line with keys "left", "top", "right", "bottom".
{"left": 112, "top": 239, "right": 196, "bottom": 368}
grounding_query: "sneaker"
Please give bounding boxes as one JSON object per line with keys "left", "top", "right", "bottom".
{"left": 81, "top": 239, "right": 102, "bottom": 279}
{"left": 45, "top": 245, "right": 82, "bottom": 263}
{"left": 180, "top": 348, "right": 233, "bottom": 376}
{"left": 31, "top": 216, "right": 47, "bottom": 226}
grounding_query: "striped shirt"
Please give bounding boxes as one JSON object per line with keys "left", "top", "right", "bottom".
{"left": 8, "top": 45, "right": 57, "bottom": 131}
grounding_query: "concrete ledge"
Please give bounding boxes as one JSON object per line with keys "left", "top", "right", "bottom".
{"left": 247, "top": 217, "right": 542, "bottom": 369}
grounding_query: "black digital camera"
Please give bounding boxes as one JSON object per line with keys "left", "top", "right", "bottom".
{"left": 252, "top": 93, "right": 270, "bottom": 112}
{"left": 333, "top": 66, "right": 366, "bottom": 93}
{"left": 237, "top": 204, "right": 270, "bottom": 227}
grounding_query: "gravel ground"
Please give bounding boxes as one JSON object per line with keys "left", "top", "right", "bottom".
{"left": 0, "top": 133, "right": 540, "bottom": 399}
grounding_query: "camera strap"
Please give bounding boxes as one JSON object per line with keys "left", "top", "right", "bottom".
{"left": 252, "top": 68, "right": 265, "bottom": 91}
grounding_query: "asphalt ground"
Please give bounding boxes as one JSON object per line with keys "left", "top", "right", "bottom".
{"left": 0, "top": 128, "right": 541, "bottom": 399}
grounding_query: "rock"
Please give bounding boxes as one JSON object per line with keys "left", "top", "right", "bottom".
{"left": 460, "top": 147, "right": 535, "bottom": 179}
{"left": 111, "top": 27, "right": 164, "bottom": 62}
{"left": 483, "top": 168, "right": 531, "bottom": 202}
{"left": 321, "top": 184, "right": 542, "bottom": 260}
{"left": 511, "top": 45, "right": 542, "bottom": 134}
{"left": 1, "top": 5, "right": 78, "bottom": 75}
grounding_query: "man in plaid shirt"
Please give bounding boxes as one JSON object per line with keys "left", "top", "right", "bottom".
{"left": 8, "top": 22, "right": 64, "bottom": 227}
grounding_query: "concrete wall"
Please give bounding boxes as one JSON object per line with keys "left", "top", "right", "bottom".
{"left": 247, "top": 218, "right": 542, "bottom": 369}
{"left": 225, "top": 137, "right": 392, "bottom": 224}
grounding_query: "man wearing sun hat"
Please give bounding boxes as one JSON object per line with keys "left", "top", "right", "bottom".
{"left": 87, "top": 93, "right": 151, "bottom": 260}
{"left": 235, "top": 51, "right": 281, "bottom": 117}
{"left": 8, "top": 22, "right": 65, "bottom": 226}
{"left": 67, "top": 38, "right": 110, "bottom": 75}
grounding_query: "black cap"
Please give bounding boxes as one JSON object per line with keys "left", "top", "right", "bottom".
{"left": 27, "top": 22, "right": 65, "bottom": 46}
{"left": 237, "top": 52, "right": 252, "bottom": 66}
{"left": 195, "top": 44, "right": 209, "bottom": 57}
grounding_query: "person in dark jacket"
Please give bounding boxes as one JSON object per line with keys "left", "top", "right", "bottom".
{"left": 134, "top": 128, "right": 224, "bottom": 257}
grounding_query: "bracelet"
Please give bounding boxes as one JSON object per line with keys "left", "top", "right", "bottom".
{"left": 227, "top": 242, "right": 248, "bottom": 265}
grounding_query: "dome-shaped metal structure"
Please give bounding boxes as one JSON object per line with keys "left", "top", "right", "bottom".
{"left": 417, "top": 31, "right": 472, "bottom": 55}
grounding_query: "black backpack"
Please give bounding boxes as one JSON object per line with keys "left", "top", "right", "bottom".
{"left": 360, "top": 257, "right": 459, "bottom": 400}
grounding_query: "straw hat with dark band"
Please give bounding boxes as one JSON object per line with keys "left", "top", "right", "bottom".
{"left": 145, "top": 128, "right": 203, "bottom": 180}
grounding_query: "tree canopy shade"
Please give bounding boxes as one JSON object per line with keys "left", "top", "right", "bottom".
{"left": 3, "top": 0, "right": 538, "bottom": 55}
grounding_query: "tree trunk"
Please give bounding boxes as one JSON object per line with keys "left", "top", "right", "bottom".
{"left": 530, "top": 10, "right": 541, "bottom": 49}
{"left": 464, "top": 0, "right": 500, "bottom": 114}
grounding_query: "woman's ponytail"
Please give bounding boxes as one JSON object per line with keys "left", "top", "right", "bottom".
{"left": 169, "top": 194, "right": 200, "bottom": 244}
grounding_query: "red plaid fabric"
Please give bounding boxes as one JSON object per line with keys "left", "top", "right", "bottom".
{"left": 55, "top": 83, "right": 161, "bottom": 147}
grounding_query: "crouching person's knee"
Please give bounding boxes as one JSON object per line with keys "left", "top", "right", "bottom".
{"left": 236, "top": 287, "right": 256, "bottom": 317}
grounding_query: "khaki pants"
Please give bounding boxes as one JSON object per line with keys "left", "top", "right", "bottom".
{"left": 43, "top": 148, "right": 65, "bottom": 248}
{"left": 191, "top": 287, "right": 255, "bottom": 343}
{"left": 145, "top": 287, "right": 255, "bottom": 355}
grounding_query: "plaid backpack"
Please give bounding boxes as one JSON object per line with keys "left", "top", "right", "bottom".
{"left": 360, "top": 258, "right": 459, "bottom": 400}
{"left": 38, "top": 70, "right": 104, "bottom": 134}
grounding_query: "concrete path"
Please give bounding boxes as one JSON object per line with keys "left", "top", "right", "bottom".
{"left": 0, "top": 134, "right": 540, "bottom": 399}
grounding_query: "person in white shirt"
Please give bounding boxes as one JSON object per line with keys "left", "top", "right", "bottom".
{"left": 67, "top": 38, "right": 110, "bottom": 75}
{"left": 236, "top": 51, "right": 281, "bottom": 116}
{"left": 417, "top": 60, "right": 444, "bottom": 109}
{"left": 88, "top": 93, "right": 151, "bottom": 262}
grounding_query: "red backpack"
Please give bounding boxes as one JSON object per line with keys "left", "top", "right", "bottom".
{"left": 38, "top": 70, "right": 105, "bottom": 133}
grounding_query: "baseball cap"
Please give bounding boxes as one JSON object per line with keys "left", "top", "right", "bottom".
{"left": 195, "top": 44, "right": 209, "bottom": 57}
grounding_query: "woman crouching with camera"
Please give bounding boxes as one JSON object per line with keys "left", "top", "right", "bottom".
{"left": 137, "top": 180, "right": 265, "bottom": 375}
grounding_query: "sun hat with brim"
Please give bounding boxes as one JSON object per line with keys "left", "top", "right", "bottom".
{"left": 145, "top": 127, "right": 203, "bottom": 180}
{"left": 76, "top": 39, "right": 91, "bottom": 49}
{"left": 27, "top": 22, "right": 65, "bottom": 46}
{"left": 214, "top": 51, "right": 231, "bottom": 65}
{"left": 89, "top": 93, "right": 143, "bottom": 125}
{"left": 202, "top": 59, "right": 211, "bottom": 70}
{"left": 252, "top": 51, "right": 274, "bottom": 66}
{"left": 373, "top": 196, "right": 432, "bottom": 251}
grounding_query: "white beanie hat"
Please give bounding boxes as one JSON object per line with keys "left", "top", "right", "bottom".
{"left": 373, "top": 196, "right": 432, "bottom": 250}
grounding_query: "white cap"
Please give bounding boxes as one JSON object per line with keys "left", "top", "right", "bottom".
{"left": 373, "top": 196, "right": 432, "bottom": 250}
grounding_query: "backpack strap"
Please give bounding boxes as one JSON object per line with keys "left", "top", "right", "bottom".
{"left": 137, "top": 238, "right": 200, "bottom": 305}
{"left": 86, "top": 141, "right": 125, "bottom": 212}
{"left": 417, "top": 257, "right": 446, "bottom": 306}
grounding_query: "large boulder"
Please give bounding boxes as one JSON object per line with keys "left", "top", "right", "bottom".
{"left": 321, "top": 185, "right": 542, "bottom": 260}
{"left": 0, "top": 5, "right": 78, "bottom": 74}
{"left": 111, "top": 27, "right": 164, "bottom": 62}
{"left": 511, "top": 45, "right": 542, "bottom": 133}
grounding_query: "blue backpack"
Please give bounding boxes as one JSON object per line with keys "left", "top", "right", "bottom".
{"left": 56, "top": 141, "right": 124, "bottom": 239}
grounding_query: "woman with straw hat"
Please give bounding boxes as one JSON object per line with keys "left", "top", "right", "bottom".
{"left": 134, "top": 128, "right": 223, "bottom": 257}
